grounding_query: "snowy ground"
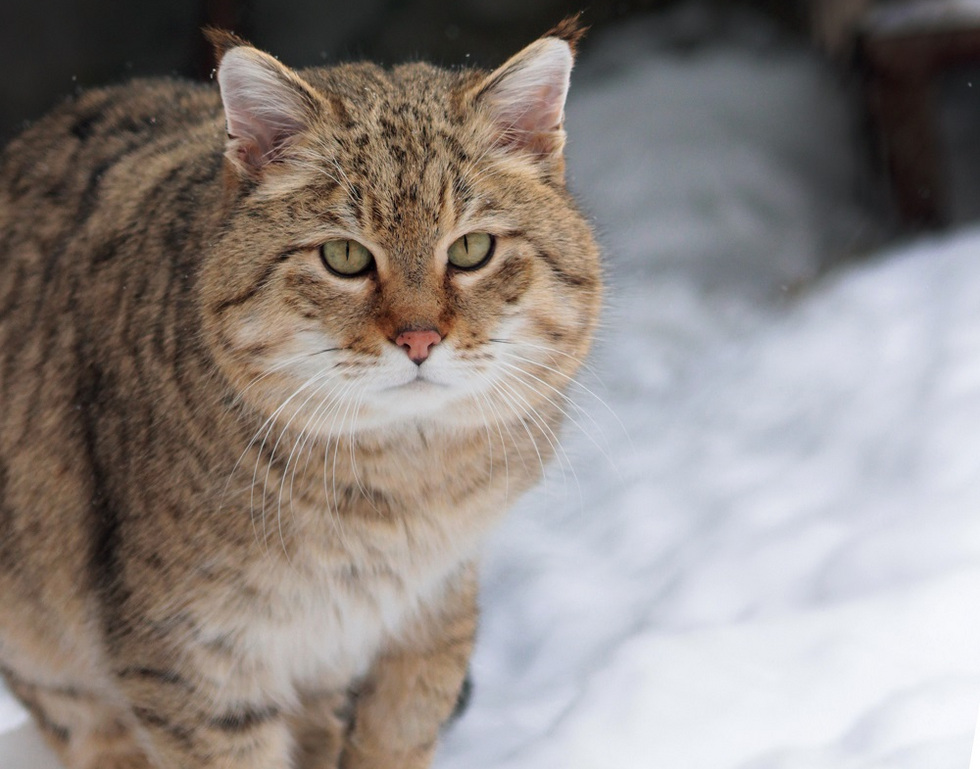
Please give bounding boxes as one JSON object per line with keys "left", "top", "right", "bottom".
{"left": 5, "top": 5, "right": 980, "bottom": 769}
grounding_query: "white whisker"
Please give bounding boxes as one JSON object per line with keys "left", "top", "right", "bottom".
{"left": 470, "top": 369, "right": 517, "bottom": 501}
{"left": 491, "top": 338, "right": 628, "bottom": 444}
{"left": 236, "top": 348, "right": 339, "bottom": 403}
{"left": 219, "top": 367, "right": 335, "bottom": 551}
{"left": 346, "top": 389, "right": 377, "bottom": 514}
{"left": 493, "top": 357, "right": 619, "bottom": 473}
{"left": 487, "top": 370, "right": 568, "bottom": 489}
{"left": 279, "top": 372, "right": 352, "bottom": 553}
{"left": 262, "top": 369, "right": 346, "bottom": 561}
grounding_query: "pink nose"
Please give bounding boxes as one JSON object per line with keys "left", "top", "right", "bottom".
{"left": 395, "top": 328, "right": 442, "bottom": 364}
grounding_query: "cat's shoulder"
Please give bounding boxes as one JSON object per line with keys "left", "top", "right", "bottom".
{"left": 1, "top": 77, "right": 222, "bottom": 188}
{"left": 23, "top": 77, "right": 219, "bottom": 144}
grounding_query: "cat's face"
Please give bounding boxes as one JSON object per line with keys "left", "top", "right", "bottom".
{"left": 201, "top": 32, "right": 600, "bottom": 437}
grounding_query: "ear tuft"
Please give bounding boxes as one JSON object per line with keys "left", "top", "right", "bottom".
{"left": 203, "top": 26, "right": 251, "bottom": 67}
{"left": 215, "top": 46, "right": 319, "bottom": 175}
{"left": 474, "top": 36, "right": 575, "bottom": 164}
{"left": 545, "top": 14, "right": 589, "bottom": 53}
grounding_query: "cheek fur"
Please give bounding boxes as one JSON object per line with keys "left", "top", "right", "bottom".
{"left": 484, "top": 255, "right": 534, "bottom": 307}
{"left": 446, "top": 255, "right": 534, "bottom": 346}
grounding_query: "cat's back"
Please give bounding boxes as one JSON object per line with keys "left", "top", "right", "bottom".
{"left": 1, "top": 78, "right": 223, "bottom": 215}
{"left": 0, "top": 78, "right": 228, "bottom": 629}
{"left": 0, "top": 77, "right": 226, "bottom": 375}
{"left": 1, "top": 78, "right": 224, "bottom": 260}
{"left": 0, "top": 77, "right": 227, "bottom": 510}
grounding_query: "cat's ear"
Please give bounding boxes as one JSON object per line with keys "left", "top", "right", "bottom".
{"left": 472, "top": 17, "right": 585, "bottom": 170}
{"left": 208, "top": 30, "right": 320, "bottom": 175}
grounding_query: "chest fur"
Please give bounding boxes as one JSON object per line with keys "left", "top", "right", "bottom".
{"left": 164, "top": 423, "right": 540, "bottom": 704}
{"left": 189, "top": 465, "right": 503, "bottom": 701}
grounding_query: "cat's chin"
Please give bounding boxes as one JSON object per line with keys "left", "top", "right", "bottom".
{"left": 369, "top": 376, "right": 453, "bottom": 411}
{"left": 370, "top": 361, "right": 457, "bottom": 394}
{"left": 347, "top": 376, "right": 487, "bottom": 433}
{"left": 392, "top": 378, "right": 448, "bottom": 393}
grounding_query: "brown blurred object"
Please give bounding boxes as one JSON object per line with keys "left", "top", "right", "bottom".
{"left": 0, "top": 0, "right": 814, "bottom": 143}
{"left": 810, "top": 1, "right": 980, "bottom": 228}
{"left": 810, "top": 0, "right": 874, "bottom": 56}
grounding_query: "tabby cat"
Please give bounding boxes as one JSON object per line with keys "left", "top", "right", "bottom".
{"left": 0, "top": 16, "right": 600, "bottom": 769}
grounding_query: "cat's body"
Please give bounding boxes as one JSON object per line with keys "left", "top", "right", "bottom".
{"left": 0, "top": 19, "right": 599, "bottom": 769}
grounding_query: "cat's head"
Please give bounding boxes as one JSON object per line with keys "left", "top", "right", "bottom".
{"left": 200, "top": 18, "right": 601, "bottom": 436}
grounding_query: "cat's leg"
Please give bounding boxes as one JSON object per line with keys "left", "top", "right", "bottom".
{"left": 289, "top": 688, "right": 349, "bottom": 769}
{"left": 105, "top": 635, "right": 296, "bottom": 769}
{"left": 119, "top": 675, "right": 294, "bottom": 769}
{"left": 1, "top": 666, "right": 150, "bottom": 769}
{"left": 339, "top": 566, "right": 478, "bottom": 769}
{"left": 128, "top": 698, "right": 293, "bottom": 769}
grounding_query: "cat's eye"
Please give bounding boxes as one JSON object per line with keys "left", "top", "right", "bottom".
{"left": 320, "top": 239, "right": 374, "bottom": 277}
{"left": 447, "top": 232, "right": 495, "bottom": 271}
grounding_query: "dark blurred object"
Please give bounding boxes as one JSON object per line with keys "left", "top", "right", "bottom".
{"left": 0, "top": 0, "right": 813, "bottom": 143}
{"left": 326, "top": 0, "right": 807, "bottom": 67}
{"left": 196, "top": 0, "right": 254, "bottom": 78}
{"left": 809, "top": 1, "right": 980, "bottom": 229}
{"left": 861, "top": 20, "right": 980, "bottom": 229}
{"left": 810, "top": 0, "right": 873, "bottom": 57}
{"left": 0, "top": 0, "right": 653, "bottom": 141}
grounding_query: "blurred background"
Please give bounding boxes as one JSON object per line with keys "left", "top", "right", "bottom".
{"left": 0, "top": 0, "right": 809, "bottom": 139}
{"left": 5, "top": 0, "right": 980, "bottom": 232}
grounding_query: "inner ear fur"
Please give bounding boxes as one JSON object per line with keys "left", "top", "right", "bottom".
{"left": 470, "top": 16, "right": 586, "bottom": 165}
{"left": 208, "top": 29, "right": 323, "bottom": 175}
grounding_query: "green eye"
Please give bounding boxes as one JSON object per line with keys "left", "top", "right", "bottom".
{"left": 448, "top": 232, "right": 495, "bottom": 270}
{"left": 320, "top": 239, "right": 374, "bottom": 277}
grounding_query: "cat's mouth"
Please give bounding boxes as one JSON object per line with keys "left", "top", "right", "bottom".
{"left": 396, "top": 374, "right": 447, "bottom": 391}
{"left": 372, "top": 364, "right": 450, "bottom": 394}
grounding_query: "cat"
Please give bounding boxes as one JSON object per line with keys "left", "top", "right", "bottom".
{"left": 0, "top": 15, "right": 600, "bottom": 769}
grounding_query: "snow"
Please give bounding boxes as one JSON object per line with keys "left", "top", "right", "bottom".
{"left": 5, "top": 5, "right": 980, "bottom": 768}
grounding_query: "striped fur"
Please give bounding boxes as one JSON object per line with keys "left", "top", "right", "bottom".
{"left": 0, "top": 17, "right": 600, "bottom": 769}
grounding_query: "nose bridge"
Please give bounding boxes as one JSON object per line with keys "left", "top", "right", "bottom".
{"left": 398, "top": 239, "right": 436, "bottom": 291}
{"left": 378, "top": 254, "right": 447, "bottom": 338}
